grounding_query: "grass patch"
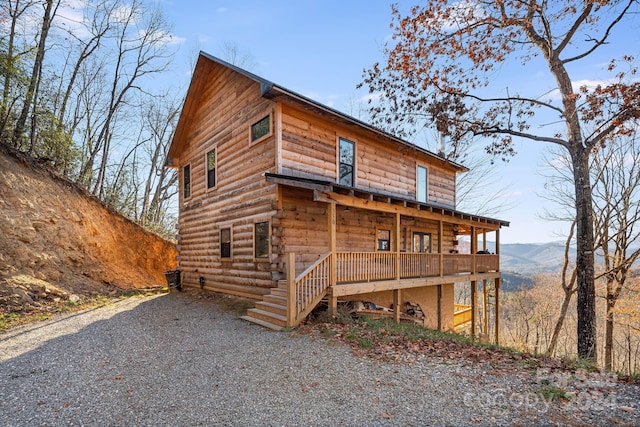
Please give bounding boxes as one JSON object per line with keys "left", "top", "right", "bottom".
{"left": 537, "top": 385, "right": 568, "bottom": 403}
{"left": 358, "top": 337, "right": 374, "bottom": 349}
{"left": 561, "top": 356, "right": 600, "bottom": 373}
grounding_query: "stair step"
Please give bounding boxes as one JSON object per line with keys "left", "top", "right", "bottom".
{"left": 240, "top": 315, "right": 283, "bottom": 331}
{"left": 246, "top": 308, "right": 287, "bottom": 326}
{"left": 263, "top": 294, "right": 287, "bottom": 305}
{"left": 255, "top": 301, "right": 287, "bottom": 316}
{"left": 271, "top": 288, "right": 287, "bottom": 297}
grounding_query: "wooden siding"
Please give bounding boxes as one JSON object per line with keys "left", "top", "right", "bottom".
{"left": 280, "top": 104, "right": 457, "bottom": 209}
{"left": 274, "top": 187, "right": 461, "bottom": 278}
{"left": 175, "top": 62, "right": 279, "bottom": 299}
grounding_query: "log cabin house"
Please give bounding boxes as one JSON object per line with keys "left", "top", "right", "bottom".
{"left": 166, "top": 52, "right": 509, "bottom": 337}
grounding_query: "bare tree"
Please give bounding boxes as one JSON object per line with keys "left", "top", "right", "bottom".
{"left": 11, "top": 0, "right": 60, "bottom": 148}
{"left": 591, "top": 131, "right": 640, "bottom": 370}
{"left": 88, "top": 0, "right": 174, "bottom": 198}
{"left": 360, "top": 1, "right": 640, "bottom": 361}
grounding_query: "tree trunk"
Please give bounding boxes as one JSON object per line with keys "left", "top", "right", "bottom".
{"left": 572, "top": 150, "right": 597, "bottom": 362}
{"left": 604, "top": 292, "right": 615, "bottom": 371}
{"left": 11, "top": 0, "right": 57, "bottom": 147}
{"left": 547, "top": 287, "right": 573, "bottom": 357}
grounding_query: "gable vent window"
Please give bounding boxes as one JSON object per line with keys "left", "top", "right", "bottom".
{"left": 251, "top": 115, "right": 271, "bottom": 142}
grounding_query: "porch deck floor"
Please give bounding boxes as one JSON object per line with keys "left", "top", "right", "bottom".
{"left": 330, "top": 272, "right": 500, "bottom": 297}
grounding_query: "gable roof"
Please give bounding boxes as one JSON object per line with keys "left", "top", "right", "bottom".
{"left": 168, "top": 51, "right": 468, "bottom": 172}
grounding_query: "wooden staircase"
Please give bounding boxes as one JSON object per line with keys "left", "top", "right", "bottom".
{"left": 241, "top": 280, "right": 289, "bottom": 331}
{"left": 242, "top": 253, "right": 332, "bottom": 331}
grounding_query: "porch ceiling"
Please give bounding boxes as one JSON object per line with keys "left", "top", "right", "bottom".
{"left": 265, "top": 173, "right": 509, "bottom": 230}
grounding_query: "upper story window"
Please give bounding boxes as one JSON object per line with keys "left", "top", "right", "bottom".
{"left": 183, "top": 164, "right": 191, "bottom": 199}
{"left": 339, "top": 137, "right": 355, "bottom": 186}
{"left": 251, "top": 115, "right": 271, "bottom": 143}
{"left": 207, "top": 149, "right": 216, "bottom": 189}
{"left": 417, "top": 165, "right": 428, "bottom": 203}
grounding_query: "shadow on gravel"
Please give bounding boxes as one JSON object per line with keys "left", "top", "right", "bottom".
{"left": 0, "top": 292, "right": 271, "bottom": 425}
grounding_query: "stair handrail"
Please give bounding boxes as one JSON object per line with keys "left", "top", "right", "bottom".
{"left": 286, "top": 252, "right": 332, "bottom": 326}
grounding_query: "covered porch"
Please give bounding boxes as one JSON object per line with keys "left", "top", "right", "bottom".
{"left": 263, "top": 174, "right": 508, "bottom": 340}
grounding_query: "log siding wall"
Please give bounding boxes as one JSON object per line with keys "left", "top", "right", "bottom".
{"left": 280, "top": 104, "right": 457, "bottom": 208}
{"left": 275, "top": 187, "right": 460, "bottom": 277}
{"left": 175, "top": 63, "right": 279, "bottom": 299}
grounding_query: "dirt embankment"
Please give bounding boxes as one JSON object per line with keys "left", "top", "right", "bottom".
{"left": 0, "top": 147, "right": 177, "bottom": 313}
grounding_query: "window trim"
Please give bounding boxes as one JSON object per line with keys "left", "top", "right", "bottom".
{"left": 220, "top": 227, "right": 232, "bottom": 258}
{"left": 338, "top": 137, "right": 356, "bottom": 187}
{"left": 206, "top": 148, "right": 217, "bottom": 190}
{"left": 250, "top": 114, "right": 272, "bottom": 144}
{"left": 376, "top": 227, "right": 391, "bottom": 252}
{"left": 183, "top": 163, "right": 192, "bottom": 200}
{"left": 416, "top": 164, "right": 428, "bottom": 203}
{"left": 254, "top": 221, "right": 270, "bottom": 259}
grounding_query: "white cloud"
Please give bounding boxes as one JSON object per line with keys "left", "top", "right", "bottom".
{"left": 359, "top": 92, "right": 382, "bottom": 103}
{"left": 546, "top": 78, "right": 616, "bottom": 101}
{"left": 217, "top": 7, "right": 228, "bottom": 13}
{"left": 139, "top": 28, "right": 186, "bottom": 46}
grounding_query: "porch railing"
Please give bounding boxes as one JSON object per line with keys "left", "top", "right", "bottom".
{"left": 336, "top": 252, "right": 498, "bottom": 283}
{"left": 287, "top": 252, "right": 331, "bottom": 326}
{"left": 285, "top": 252, "right": 498, "bottom": 326}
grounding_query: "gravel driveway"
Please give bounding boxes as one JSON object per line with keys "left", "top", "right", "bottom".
{"left": 1, "top": 291, "right": 638, "bottom": 426}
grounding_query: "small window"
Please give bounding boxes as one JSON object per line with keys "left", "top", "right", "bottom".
{"left": 417, "top": 165, "right": 428, "bottom": 203}
{"left": 377, "top": 229, "right": 391, "bottom": 251}
{"left": 183, "top": 164, "right": 191, "bottom": 199}
{"left": 413, "top": 232, "right": 432, "bottom": 253}
{"left": 220, "top": 227, "right": 231, "bottom": 258}
{"left": 339, "top": 138, "right": 355, "bottom": 186}
{"left": 254, "top": 221, "right": 269, "bottom": 258}
{"left": 251, "top": 115, "right": 271, "bottom": 142}
{"left": 207, "top": 149, "right": 216, "bottom": 189}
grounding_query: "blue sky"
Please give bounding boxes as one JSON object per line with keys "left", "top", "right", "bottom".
{"left": 161, "top": 1, "right": 636, "bottom": 244}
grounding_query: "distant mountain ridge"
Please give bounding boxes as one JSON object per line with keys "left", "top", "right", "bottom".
{"left": 500, "top": 241, "right": 575, "bottom": 273}
{"left": 458, "top": 240, "right": 574, "bottom": 273}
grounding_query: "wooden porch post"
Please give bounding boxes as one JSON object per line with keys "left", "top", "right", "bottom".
{"left": 394, "top": 289, "right": 401, "bottom": 324}
{"left": 438, "top": 220, "right": 443, "bottom": 276}
{"left": 328, "top": 203, "right": 338, "bottom": 317}
{"left": 483, "top": 282, "right": 488, "bottom": 334}
{"left": 495, "top": 228, "right": 501, "bottom": 344}
{"left": 393, "top": 212, "right": 401, "bottom": 323}
{"left": 495, "top": 277, "right": 500, "bottom": 344}
{"left": 471, "top": 280, "right": 477, "bottom": 338}
{"left": 287, "top": 252, "right": 296, "bottom": 326}
{"left": 437, "top": 284, "right": 442, "bottom": 331}
{"left": 470, "top": 226, "right": 476, "bottom": 338}
{"left": 437, "top": 220, "right": 443, "bottom": 331}
{"left": 471, "top": 226, "right": 476, "bottom": 273}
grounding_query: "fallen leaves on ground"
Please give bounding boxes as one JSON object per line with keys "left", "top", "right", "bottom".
{"left": 297, "top": 320, "right": 572, "bottom": 374}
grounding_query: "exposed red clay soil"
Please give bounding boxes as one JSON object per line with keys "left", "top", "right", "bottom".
{"left": 0, "top": 146, "right": 177, "bottom": 314}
